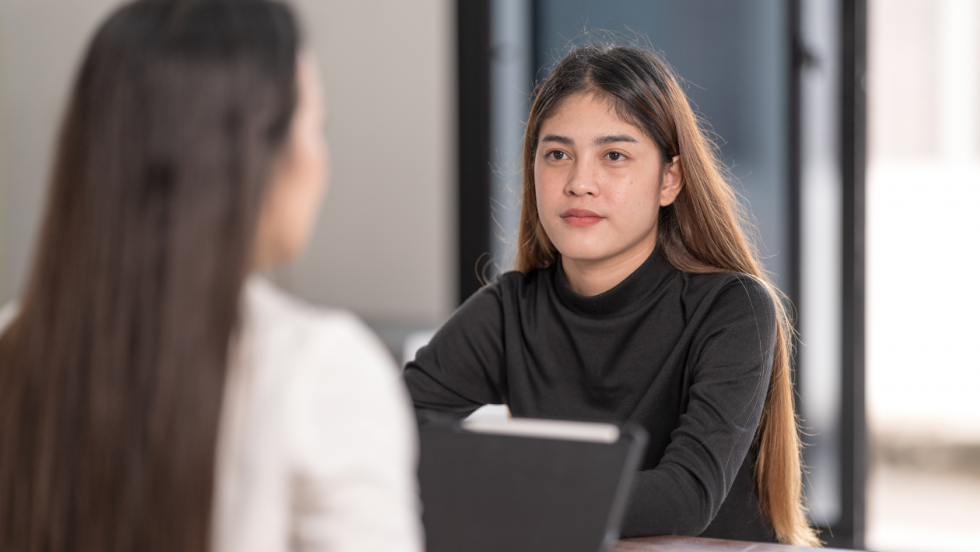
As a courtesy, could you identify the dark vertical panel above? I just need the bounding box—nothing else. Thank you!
[788,0,803,323]
[531,0,546,83]
[457,0,492,304]
[787,4,804,465]
[834,0,868,548]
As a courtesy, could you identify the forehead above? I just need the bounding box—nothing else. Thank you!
[539,92,643,138]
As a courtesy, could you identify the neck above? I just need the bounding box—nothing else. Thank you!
[561,234,657,297]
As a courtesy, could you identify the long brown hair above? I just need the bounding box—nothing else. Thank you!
[0,1,299,550]
[517,44,819,546]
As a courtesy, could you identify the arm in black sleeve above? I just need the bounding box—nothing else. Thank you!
[402,282,508,422]
[621,276,777,537]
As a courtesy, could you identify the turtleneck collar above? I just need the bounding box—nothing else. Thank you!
[553,247,676,317]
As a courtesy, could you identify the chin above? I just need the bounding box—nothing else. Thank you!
[552,242,617,264]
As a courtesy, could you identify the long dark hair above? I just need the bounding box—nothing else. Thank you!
[517,44,819,546]
[0,1,299,550]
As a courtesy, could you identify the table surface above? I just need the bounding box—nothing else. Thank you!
[613,536,850,552]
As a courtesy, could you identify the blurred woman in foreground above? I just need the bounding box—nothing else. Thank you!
[0,1,422,551]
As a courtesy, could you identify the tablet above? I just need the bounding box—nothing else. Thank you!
[418,416,648,552]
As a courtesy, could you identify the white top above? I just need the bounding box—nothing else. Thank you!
[211,276,424,552]
[0,278,422,551]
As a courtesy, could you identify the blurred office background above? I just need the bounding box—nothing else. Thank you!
[0,0,977,550]
[865,1,980,550]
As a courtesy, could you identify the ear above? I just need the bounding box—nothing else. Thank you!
[659,155,683,206]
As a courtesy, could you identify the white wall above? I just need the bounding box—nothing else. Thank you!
[283,0,455,323]
[0,0,122,303]
[0,0,456,324]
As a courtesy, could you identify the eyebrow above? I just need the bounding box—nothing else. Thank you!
[594,134,638,145]
[540,134,573,145]
[539,134,639,146]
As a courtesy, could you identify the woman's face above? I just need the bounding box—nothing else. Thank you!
[254,53,329,268]
[534,92,682,271]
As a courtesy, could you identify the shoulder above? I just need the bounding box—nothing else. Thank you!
[684,271,778,330]
[714,273,775,310]
[446,267,555,325]
[496,266,554,290]
[242,276,400,397]
[238,280,421,550]
[241,275,412,449]
[685,270,773,306]
[448,269,528,313]
[478,266,555,303]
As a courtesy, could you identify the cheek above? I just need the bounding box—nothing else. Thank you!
[533,167,562,211]
[296,131,328,197]
[322,140,331,184]
[534,184,561,233]
[277,130,327,238]
[612,177,661,230]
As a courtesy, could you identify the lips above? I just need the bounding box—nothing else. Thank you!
[560,208,603,227]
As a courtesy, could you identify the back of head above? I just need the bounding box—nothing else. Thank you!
[0,1,299,550]
[517,43,820,546]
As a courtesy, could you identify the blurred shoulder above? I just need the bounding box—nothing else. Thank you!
[241,276,398,388]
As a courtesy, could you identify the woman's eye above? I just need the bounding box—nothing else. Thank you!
[548,151,567,161]
[607,151,624,161]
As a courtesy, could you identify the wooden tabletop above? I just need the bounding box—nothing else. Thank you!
[613,535,849,552]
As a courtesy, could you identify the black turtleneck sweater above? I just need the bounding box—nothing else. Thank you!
[403,249,778,542]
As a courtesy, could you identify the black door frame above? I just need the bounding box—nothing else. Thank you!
[456,0,493,304]
[836,0,868,547]
[789,0,867,547]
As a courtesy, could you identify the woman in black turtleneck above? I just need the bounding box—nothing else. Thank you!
[403,45,819,547]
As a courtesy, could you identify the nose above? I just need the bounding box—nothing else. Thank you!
[564,159,599,197]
